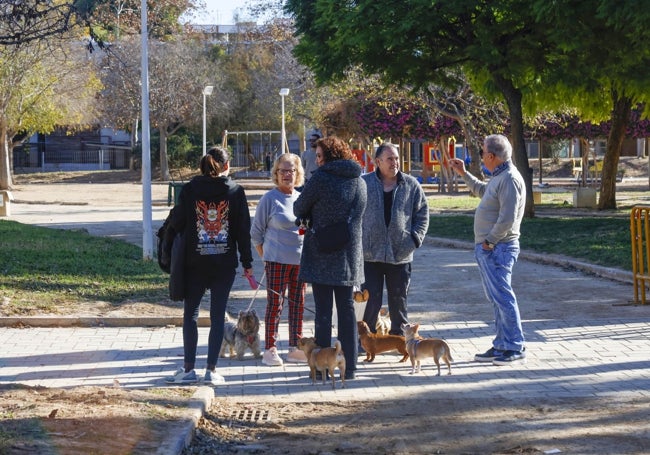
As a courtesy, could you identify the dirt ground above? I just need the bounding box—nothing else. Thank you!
[0,384,197,454]
[3,162,650,455]
[2,388,649,455]
[185,397,650,455]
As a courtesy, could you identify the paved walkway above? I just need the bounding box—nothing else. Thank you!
[2,318,649,402]
[2,180,650,404]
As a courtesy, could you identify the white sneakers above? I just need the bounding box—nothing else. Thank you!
[286,346,308,363]
[204,370,226,385]
[262,347,283,366]
[165,368,226,385]
[165,368,199,384]
[262,346,308,365]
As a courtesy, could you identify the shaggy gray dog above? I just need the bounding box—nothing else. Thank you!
[219,310,262,360]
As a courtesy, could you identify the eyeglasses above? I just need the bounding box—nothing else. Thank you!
[278,169,296,175]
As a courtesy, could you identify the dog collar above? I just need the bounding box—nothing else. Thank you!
[406,338,420,357]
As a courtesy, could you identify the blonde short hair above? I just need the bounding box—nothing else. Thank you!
[271,153,305,187]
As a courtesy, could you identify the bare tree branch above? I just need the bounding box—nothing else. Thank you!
[0,1,76,46]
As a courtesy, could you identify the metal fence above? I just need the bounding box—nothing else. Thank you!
[13,143,134,172]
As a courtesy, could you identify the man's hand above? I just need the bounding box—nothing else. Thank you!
[449,158,466,176]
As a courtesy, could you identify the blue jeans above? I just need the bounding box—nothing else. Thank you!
[362,261,411,335]
[183,267,236,369]
[311,283,358,374]
[474,241,525,352]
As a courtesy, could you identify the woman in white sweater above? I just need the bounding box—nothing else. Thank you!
[251,153,308,366]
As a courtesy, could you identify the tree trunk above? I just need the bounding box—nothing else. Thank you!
[159,126,170,181]
[598,91,632,210]
[493,75,535,217]
[0,119,13,190]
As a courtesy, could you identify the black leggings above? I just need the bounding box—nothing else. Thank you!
[311,283,358,374]
[183,268,236,369]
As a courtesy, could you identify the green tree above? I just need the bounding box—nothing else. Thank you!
[0,39,100,190]
[530,1,650,209]
[286,0,551,217]
[0,1,99,190]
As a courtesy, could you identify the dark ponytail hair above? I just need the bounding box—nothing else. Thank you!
[201,146,229,177]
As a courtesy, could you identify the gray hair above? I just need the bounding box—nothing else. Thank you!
[484,134,512,161]
[374,142,398,159]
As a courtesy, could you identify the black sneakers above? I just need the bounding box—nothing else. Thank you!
[474,347,503,362]
[475,347,527,365]
[492,349,526,366]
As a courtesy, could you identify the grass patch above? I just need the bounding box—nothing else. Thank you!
[0,201,636,315]
[0,220,168,314]
[428,215,632,271]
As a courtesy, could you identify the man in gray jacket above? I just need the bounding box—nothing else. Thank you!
[449,134,526,365]
[361,142,430,336]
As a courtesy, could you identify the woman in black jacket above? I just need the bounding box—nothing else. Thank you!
[294,136,367,379]
[166,146,254,385]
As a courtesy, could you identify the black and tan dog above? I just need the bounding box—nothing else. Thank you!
[401,322,453,376]
[219,310,262,360]
[357,320,409,363]
[297,337,346,389]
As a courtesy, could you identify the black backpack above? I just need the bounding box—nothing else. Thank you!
[156,211,174,273]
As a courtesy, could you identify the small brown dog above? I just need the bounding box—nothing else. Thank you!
[297,337,346,389]
[401,322,453,376]
[357,320,409,363]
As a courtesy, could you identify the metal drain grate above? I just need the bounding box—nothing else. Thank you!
[229,408,272,423]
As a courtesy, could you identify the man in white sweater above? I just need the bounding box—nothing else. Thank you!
[450,134,527,366]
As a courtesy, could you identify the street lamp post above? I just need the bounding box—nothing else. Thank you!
[202,85,214,156]
[279,88,289,153]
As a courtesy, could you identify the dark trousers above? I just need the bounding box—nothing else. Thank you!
[183,268,236,369]
[311,283,358,374]
[362,261,411,335]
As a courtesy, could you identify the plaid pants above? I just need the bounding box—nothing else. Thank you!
[264,261,306,349]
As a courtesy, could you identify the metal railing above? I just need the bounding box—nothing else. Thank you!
[630,205,650,304]
[13,143,133,171]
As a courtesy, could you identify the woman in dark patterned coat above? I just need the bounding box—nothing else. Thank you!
[294,136,367,379]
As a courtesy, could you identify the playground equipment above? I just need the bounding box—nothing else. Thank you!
[221,130,283,172]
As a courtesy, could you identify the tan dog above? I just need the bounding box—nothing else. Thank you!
[375,308,391,335]
[401,322,453,376]
[297,337,346,389]
[357,320,409,363]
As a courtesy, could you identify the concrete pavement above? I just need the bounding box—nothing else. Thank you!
[2,316,649,402]
[2,179,650,452]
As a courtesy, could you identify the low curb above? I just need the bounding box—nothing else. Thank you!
[0,316,211,328]
[158,386,214,455]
